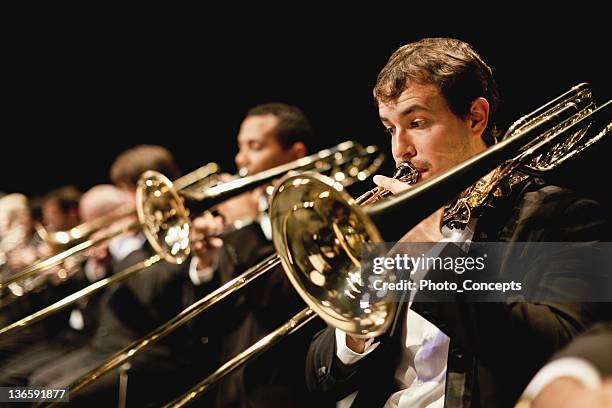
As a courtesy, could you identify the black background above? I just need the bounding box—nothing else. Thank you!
[3,16,610,205]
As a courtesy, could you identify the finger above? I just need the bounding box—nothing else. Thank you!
[373,175,412,195]
[210,216,225,235]
[218,173,234,182]
[208,237,224,249]
[192,214,215,235]
[193,241,204,252]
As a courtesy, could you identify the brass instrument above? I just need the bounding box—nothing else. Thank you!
[135,141,383,264]
[0,163,221,289]
[1,208,134,300]
[163,84,610,407]
[43,84,609,408]
[443,83,597,228]
[38,205,135,252]
[355,161,418,205]
[269,87,609,337]
[0,142,383,338]
[38,142,388,406]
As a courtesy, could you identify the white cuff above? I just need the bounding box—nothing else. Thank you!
[335,328,380,365]
[189,256,217,285]
[84,258,107,282]
[522,357,602,400]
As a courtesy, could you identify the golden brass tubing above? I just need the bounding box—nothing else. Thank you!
[0,222,138,289]
[0,255,161,337]
[163,308,316,408]
[41,254,281,407]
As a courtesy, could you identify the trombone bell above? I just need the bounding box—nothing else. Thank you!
[137,171,191,264]
[269,172,396,338]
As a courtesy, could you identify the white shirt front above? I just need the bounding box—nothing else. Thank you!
[336,219,477,408]
[108,233,146,262]
[69,233,146,331]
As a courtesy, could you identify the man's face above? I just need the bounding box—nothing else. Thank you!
[378,82,485,183]
[42,201,70,232]
[235,114,295,175]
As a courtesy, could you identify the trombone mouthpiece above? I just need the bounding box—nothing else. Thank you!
[393,162,419,184]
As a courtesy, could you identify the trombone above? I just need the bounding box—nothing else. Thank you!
[0,163,221,290]
[168,84,610,406]
[33,142,387,406]
[0,141,383,337]
[136,141,382,265]
[45,84,609,408]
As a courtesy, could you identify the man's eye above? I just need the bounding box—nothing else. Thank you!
[410,119,426,128]
[385,127,394,136]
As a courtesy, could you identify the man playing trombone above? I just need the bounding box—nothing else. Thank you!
[305,38,609,408]
[190,103,332,408]
[27,146,195,406]
[0,184,126,387]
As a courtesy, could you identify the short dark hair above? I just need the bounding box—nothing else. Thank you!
[246,103,314,150]
[374,38,500,146]
[110,145,181,189]
[43,185,81,213]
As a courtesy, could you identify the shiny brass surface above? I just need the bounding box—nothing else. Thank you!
[137,141,384,265]
[0,255,161,337]
[443,83,606,228]
[2,142,382,336]
[43,205,136,252]
[0,163,220,289]
[41,142,385,405]
[270,172,396,338]
[268,85,610,347]
[163,308,317,408]
[42,254,281,408]
[0,224,135,289]
[355,161,418,205]
[161,163,416,407]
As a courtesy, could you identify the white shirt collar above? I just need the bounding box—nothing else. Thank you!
[108,233,146,262]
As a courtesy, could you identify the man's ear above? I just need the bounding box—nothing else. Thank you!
[469,97,490,140]
[290,141,307,159]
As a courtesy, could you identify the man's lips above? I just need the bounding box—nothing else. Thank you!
[415,168,428,182]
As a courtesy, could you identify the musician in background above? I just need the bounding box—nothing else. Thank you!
[305,37,608,408]
[0,193,58,364]
[28,145,191,406]
[190,103,332,407]
[0,193,42,277]
[41,185,81,233]
[0,184,126,386]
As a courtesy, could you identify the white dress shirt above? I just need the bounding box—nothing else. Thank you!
[336,219,477,408]
[70,233,147,331]
[108,233,146,262]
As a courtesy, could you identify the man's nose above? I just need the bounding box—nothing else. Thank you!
[235,150,247,169]
[392,133,416,163]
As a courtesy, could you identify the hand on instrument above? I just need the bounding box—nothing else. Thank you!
[191,212,225,270]
[6,246,38,271]
[372,174,412,195]
[217,191,260,227]
[372,174,445,243]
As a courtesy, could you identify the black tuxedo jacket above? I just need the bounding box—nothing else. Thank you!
[207,222,331,408]
[91,243,187,351]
